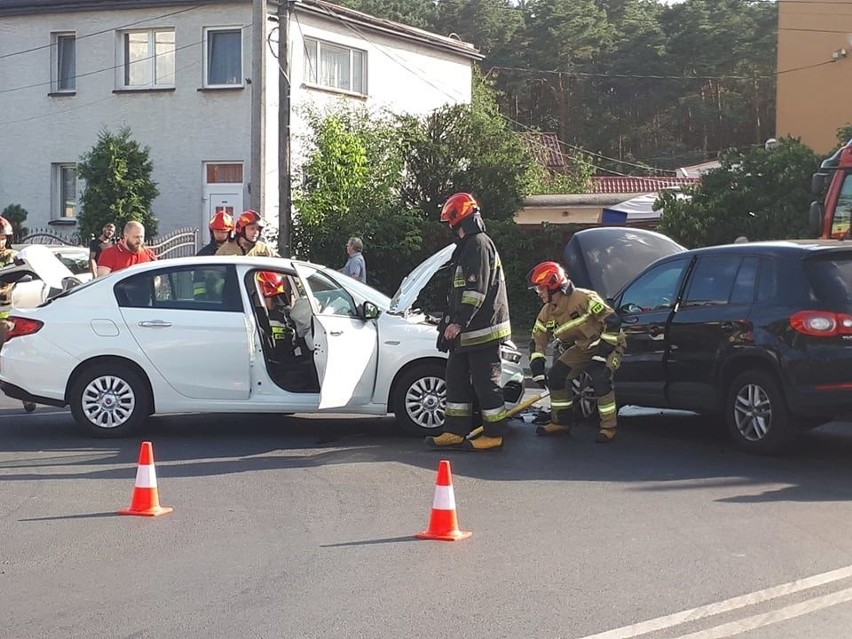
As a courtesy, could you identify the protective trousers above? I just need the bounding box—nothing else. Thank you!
[551,344,620,431]
[443,342,508,438]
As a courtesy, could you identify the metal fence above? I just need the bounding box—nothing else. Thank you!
[148,227,198,259]
[20,226,199,258]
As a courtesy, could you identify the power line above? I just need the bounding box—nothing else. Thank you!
[0,6,200,61]
[0,53,208,127]
[302,3,637,175]
[0,23,252,96]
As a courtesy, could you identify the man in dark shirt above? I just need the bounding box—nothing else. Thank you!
[88,222,116,276]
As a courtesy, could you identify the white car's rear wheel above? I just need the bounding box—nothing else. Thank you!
[70,364,151,438]
[392,363,447,436]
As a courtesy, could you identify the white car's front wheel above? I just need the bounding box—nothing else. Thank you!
[392,363,447,436]
[70,363,151,438]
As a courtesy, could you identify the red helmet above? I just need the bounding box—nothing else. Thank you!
[0,216,13,237]
[257,271,285,298]
[440,193,479,227]
[235,209,266,235]
[209,210,235,232]
[528,261,568,292]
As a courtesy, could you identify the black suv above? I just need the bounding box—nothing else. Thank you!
[606,239,852,453]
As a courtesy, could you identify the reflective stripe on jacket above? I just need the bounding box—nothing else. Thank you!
[446,231,511,350]
[530,287,624,357]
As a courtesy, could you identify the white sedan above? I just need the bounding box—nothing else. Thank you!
[0,247,525,437]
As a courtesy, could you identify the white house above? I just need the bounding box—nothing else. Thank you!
[0,0,481,244]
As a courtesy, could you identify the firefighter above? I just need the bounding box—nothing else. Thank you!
[0,216,36,413]
[527,261,626,443]
[216,210,277,257]
[197,210,235,256]
[257,271,296,360]
[425,193,512,452]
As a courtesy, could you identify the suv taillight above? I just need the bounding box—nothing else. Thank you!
[5,316,43,341]
[790,311,852,337]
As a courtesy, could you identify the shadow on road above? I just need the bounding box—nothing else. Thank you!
[3,408,852,504]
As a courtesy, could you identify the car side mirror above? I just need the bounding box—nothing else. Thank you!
[811,172,828,195]
[362,301,381,320]
[809,201,825,236]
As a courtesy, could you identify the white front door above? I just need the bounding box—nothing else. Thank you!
[204,189,242,241]
[203,162,244,243]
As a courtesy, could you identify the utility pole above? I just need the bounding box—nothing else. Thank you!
[250,0,267,215]
[277,0,292,257]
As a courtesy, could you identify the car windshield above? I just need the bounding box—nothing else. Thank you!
[806,257,852,308]
[54,250,90,275]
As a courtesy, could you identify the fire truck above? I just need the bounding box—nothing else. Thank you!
[811,140,852,239]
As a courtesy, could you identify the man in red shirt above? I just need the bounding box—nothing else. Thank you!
[97,221,157,276]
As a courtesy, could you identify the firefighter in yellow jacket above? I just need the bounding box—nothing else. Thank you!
[527,261,626,443]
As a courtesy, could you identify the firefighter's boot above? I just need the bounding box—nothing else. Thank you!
[425,432,465,449]
[595,428,616,443]
[535,422,572,436]
[460,435,504,451]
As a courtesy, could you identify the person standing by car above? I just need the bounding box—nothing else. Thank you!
[0,216,36,412]
[340,237,366,283]
[96,221,157,277]
[216,210,278,257]
[426,192,512,452]
[197,211,235,256]
[88,222,116,276]
[527,261,626,443]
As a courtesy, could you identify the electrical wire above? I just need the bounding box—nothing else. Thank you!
[0,23,252,96]
[0,5,201,61]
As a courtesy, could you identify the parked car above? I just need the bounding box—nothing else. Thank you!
[593,238,852,453]
[0,247,524,437]
[0,245,88,310]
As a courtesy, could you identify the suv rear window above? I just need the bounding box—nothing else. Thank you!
[806,258,852,307]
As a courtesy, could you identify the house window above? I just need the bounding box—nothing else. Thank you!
[53,164,77,220]
[305,38,366,94]
[205,28,242,86]
[51,32,76,92]
[206,163,243,183]
[121,29,175,88]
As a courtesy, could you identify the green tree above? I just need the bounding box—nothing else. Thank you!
[1,204,29,243]
[292,107,422,292]
[76,128,159,242]
[334,0,437,29]
[398,75,535,221]
[657,137,821,247]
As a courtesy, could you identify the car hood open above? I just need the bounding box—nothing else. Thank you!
[0,245,77,292]
[389,243,456,314]
[563,228,687,300]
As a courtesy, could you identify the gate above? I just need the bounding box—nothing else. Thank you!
[148,227,198,259]
[19,228,82,246]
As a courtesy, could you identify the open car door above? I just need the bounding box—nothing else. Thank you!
[293,264,379,410]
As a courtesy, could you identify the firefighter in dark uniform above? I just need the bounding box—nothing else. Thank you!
[426,193,512,452]
[528,261,626,443]
[257,271,296,361]
[197,210,235,256]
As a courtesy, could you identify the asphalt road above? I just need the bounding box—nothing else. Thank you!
[4,396,852,639]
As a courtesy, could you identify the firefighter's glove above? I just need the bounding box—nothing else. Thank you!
[530,356,548,389]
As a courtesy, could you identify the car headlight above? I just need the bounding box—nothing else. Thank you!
[500,345,522,364]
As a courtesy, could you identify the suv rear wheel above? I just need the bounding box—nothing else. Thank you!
[725,369,792,454]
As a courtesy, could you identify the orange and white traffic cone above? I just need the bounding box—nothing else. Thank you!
[416,459,471,541]
[118,441,173,517]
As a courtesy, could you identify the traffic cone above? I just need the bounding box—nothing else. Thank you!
[416,459,471,541]
[118,441,173,517]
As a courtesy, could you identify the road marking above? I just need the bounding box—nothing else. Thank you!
[574,565,852,639]
[672,587,852,639]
